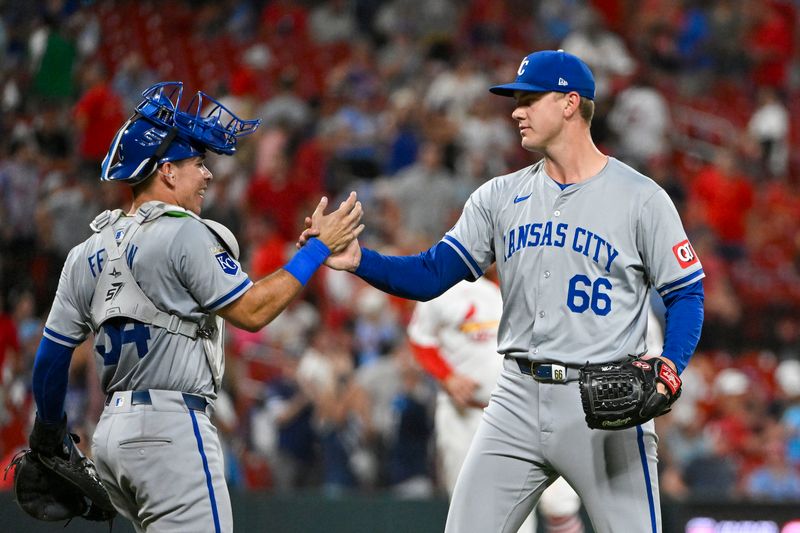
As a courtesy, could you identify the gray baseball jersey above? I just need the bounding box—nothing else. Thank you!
[445,157,703,364]
[42,201,251,532]
[44,206,251,396]
[441,157,703,533]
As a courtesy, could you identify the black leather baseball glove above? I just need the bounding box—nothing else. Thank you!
[579,356,682,430]
[4,416,116,523]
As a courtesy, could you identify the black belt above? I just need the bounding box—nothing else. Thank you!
[105,390,208,412]
[508,356,582,383]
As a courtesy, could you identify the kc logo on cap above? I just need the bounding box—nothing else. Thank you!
[490,50,596,100]
[517,57,529,75]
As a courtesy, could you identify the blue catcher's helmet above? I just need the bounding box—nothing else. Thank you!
[100,82,261,185]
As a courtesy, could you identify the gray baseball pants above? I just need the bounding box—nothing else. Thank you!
[92,389,231,533]
[445,357,661,533]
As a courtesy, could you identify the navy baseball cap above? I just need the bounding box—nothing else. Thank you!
[490,50,595,100]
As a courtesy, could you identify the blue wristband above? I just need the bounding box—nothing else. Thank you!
[284,238,331,285]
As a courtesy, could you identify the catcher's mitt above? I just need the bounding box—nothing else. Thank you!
[4,435,116,523]
[579,356,682,430]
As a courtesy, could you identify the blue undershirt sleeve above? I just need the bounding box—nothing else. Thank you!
[32,337,74,423]
[354,241,474,301]
[661,280,704,374]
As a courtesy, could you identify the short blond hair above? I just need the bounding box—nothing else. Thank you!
[553,92,595,125]
[578,97,594,125]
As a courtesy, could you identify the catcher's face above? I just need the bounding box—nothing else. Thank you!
[171,156,213,215]
[512,91,568,152]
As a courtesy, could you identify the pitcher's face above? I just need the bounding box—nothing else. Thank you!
[512,91,569,152]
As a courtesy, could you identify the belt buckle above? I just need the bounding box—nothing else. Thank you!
[534,363,567,383]
[166,315,182,334]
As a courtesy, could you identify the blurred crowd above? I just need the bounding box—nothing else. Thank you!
[1,0,800,504]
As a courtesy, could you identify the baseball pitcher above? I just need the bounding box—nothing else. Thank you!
[300,50,704,533]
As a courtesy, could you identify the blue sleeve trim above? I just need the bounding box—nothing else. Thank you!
[42,327,83,348]
[661,280,704,374]
[32,337,74,423]
[657,269,705,296]
[354,241,472,301]
[208,278,253,310]
[442,235,483,279]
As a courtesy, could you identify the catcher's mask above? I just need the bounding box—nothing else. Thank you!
[100,81,261,185]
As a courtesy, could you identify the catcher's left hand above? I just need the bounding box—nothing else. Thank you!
[579,356,682,430]
[5,418,116,523]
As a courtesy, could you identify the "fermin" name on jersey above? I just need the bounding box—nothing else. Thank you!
[87,244,138,278]
[502,222,619,273]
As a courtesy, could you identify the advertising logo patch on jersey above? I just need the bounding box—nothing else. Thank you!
[215,251,239,276]
[672,240,698,269]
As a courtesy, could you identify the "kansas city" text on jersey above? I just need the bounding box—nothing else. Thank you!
[502,221,619,273]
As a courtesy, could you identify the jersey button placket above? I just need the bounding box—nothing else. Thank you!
[541,189,558,435]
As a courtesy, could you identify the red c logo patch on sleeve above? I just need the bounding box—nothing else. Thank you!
[672,240,698,269]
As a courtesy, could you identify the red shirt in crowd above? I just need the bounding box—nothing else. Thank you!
[689,164,754,245]
[246,172,313,242]
[73,83,125,162]
[0,312,18,377]
[747,3,794,88]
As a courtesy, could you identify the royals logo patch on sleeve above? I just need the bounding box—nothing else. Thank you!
[215,251,240,275]
[672,239,698,269]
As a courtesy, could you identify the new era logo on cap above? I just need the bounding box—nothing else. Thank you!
[490,50,595,100]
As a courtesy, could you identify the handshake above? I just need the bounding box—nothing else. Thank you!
[296,191,365,272]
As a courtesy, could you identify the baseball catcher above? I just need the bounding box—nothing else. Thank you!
[5,416,116,523]
[21,76,360,531]
[579,356,682,430]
